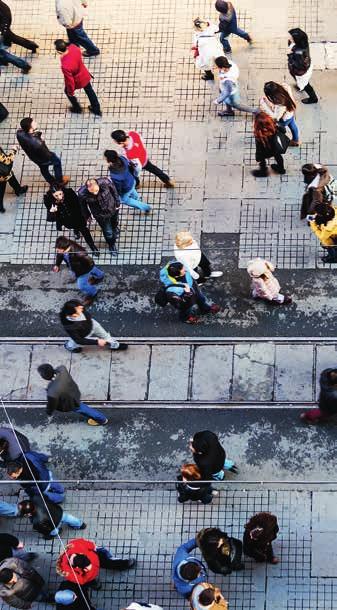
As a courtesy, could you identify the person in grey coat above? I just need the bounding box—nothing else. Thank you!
[0,557,51,608]
[0,428,30,466]
[37,363,108,426]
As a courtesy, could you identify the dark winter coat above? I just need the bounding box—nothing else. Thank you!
[44,188,86,231]
[300,167,335,219]
[55,245,95,278]
[0,533,20,563]
[78,177,120,222]
[176,476,213,503]
[196,528,242,576]
[60,309,98,346]
[243,512,279,561]
[108,156,135,196]
[288,44,311,77]
[16,451,50,496]
[56,581,96,610]
[255,125,287,162]
[0,428,30,465]
[192,431,226,479]
[318,369,337,415]
[29,494,63,537]
[46,365,81,415]
[16,130,54,165]
[0,1,12,37]
[217,2,237,35]
[0,557,45,609]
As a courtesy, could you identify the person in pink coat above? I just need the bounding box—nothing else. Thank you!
[54,39,101,116]
[247,258,292,305]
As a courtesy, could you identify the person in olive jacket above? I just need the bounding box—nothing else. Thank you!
[196,527,244,576]
[301,368,337,423]
[78,177,120,255]
[243,512,279,563]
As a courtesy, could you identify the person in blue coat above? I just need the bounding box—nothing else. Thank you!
[7,451,65,503]
[104,150,151,213]
[215,0,252,53]
[172,538,208,598]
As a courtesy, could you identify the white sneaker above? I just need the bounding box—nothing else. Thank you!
[209,271,223,278]
[212,490,219,496]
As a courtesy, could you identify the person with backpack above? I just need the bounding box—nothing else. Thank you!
[0,144,28,213]
[157,262,221,324]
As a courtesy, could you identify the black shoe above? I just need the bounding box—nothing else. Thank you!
[321,255,335,264]
[77,522,87,530]
[64,342,82,353]
[252,168,269,177]
[218,110,235,117]
[74,231,81,239]
[115,343,128,351]
[88,106,102,116]
[88,580,101,591]
[201,70,214,81]
[0,207,5,213]
[16,185,28,195]
[45,593,56,604]
[69,106,83,114]
[127,558,136,568]
[91,249,100,257]
[21,65,31,74]
[302,98,318,104]
[83,51,100,57]
[271,163,286,175]
[31,45,39,54]
[25,552,38,561]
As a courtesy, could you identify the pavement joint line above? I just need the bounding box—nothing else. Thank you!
[1,337,337,344]
[0,401,318,408]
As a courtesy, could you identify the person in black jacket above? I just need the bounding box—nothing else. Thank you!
[18,496,86,540]
[0,1,38,52]
[16,117,70,185]
[60,299,128,353]
[301,368,337,423]
[215,1,252,53]
[190,431,238,480]
[0,427,30,466]
[287,28,318,104]
[0,145,27,213]
[176,463,216,504]
[78,177,120,255]
[196,527,244,575]
[252,112,287,177]
[0,534,37,563]
[55,582,96,610]
[37,363,108,426]
[53,236,104,305]
[7,452,65,504]
[44,186,98,253]
[243,512,279,564]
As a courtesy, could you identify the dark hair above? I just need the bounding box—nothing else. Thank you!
[0,438,9,454]
[54,39,69,53]
[72,554,91,570]
[254,112,277,144]
[180,562,201,581]
[264,82,296,112]
[37,363,55,381]
[20,117,33,132]
[104,149,124,170]
[314,203,335,226]
[215,56,231,69]
[215,0,228,14]
[7,462,22,476]
[167,262,184,277]
[302,163,319,184]
[328,370,337,384]
[288,28,309,49]
[18,500,35,516]
[86,178,98,188]
[55,236,86,253]
[0,569,14,584]
[199,588,215,606]
[111,129,127,143]
[60,299,83,318]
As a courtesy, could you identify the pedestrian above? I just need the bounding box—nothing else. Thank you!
[56,538,135,589]
[0,557,52,608]
[121,604,163,610]
[0,534,37,564]
[197,527,244,575]
[247,258,292,305]
[54,39,101,116]
[252,112,289,177]
[17,117,69,186]
[243,512,279,564]
[176,464,216,504]
[192,18,223,81]
[60,299,128,353]
[18,496,86,540]
[44,185,98,253]
[174,231,223,284]
[7,452,65,504]
[190,583,228,610]
[55,582,95,610]
[190,430,238,480]
[111,129,175,188]
[214,56,255,117]
[308,204,337,263]
[0,102,8,122]
[259,81,300,146]
[78,177,120,255]
[172,536,208,598]
[0,145,28,213]
[0,0,38,53]
[0,501,19,518]
[287,28,318,104]
[55,0,100,57]
[215,0,252,54]
[300,164,337,219]
[104,150,151,213]
[158,261,221,324]
[53,236,104,305]
[37,362,108,426]
[0,427,30,466]
[301,368,337,424]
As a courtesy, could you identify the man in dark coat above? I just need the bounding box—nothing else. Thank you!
[0,557,49,608]
[243,512,279,563]
[7,452,65,504]
[196,528,244,576]
[37,363,108,426]
[78,177,120,255]
[190,431,238,479]
[0,534,36,564]
[0,428,30,466]
[301,368,337,423]
[18,496,86,540]
[0,1,38,52]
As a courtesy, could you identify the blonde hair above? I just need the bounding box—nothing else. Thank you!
[175,231,193,249]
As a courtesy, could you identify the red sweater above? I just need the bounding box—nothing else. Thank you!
[60,44,91,96]
[124,130,148,167]
[56,538,100,586]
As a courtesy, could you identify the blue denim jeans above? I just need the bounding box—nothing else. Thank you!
[67,21,100,55]
[279,116,299,142]
[77,266,104,297]
[97,214,119,247]
[0,501,18,517]
[220,27,250,53]
[43,471,65,504]
[74,401,107,424]
[221,90,256,114]
[212,459,235,480]
[50,511,84,536]
[0,45,29,70]
[121,186,151,212]
[38,153,63,184]
[179,288,211,322]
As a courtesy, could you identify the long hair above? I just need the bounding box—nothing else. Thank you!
[264,82,296,112]
[254,112,277,144]
[314,203,335,226]
[181,463,202,480]
[288,28,309,49]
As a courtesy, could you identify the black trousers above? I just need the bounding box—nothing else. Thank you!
[4,29,38,51]
[260,154,284,171]
[0,102,9,122]
[65,83,101,114]
[195,252,212,280]
[143,159,170,183]
[73,225,97,251]
[0,174,21,210]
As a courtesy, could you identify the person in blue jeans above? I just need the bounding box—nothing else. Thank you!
[172,537,208,598]
[214,56,256,117]
[259,81,300,146]
[0,38,31,73]
[18,496,86,539]
[0,501,19,518]
[56,0,100,57]
[7,453,65,504]
[215,0,252,53]
[104,149,151,214]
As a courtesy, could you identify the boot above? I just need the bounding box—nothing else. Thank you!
[271,163,286,175]
[252,165,269,177]
[302,83,318,104]
[202,70,214,81]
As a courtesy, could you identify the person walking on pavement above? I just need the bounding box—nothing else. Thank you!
[0,1,39,53]
[104,150,151,214]
[176,463,216,505]
[287,28,318,104]
[308,203,337,263]
[0,145,28,213]
[60,300,128,354]
[0,534,37,564]
[300,164,337,219]
[192,18,223,81]
[190,583,228,610]
[17,118,70,186]
[38,362,108,426]
[190,430,238,480]
[247,258,292,305]
[259,81,300,146]
[111,129,175,188]
[54,39,101,116]
[215,0,252,54]
[243,512,279,564]
[214,56,255,116]
[55,0,100,57]
[252,112,289,177]
[55,582,95,610]
[44,185,98,253]
[174,231,222,284]
[0,557,53,608]
[7,452,65,504]
[172,536,208,599]
[53,236,104,305]
[18,496,86,540]
[197,527,244,575]
[301,368,337,424]
[0,427,30,466]
[78,177,120,255]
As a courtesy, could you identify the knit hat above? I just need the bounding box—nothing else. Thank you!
[215,0,228,13]
[55,590,77,605]
[175,231,194,249]
[247,258,274,278]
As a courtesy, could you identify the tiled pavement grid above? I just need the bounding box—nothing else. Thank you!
[1,0,337,267]
[1,485,337,610]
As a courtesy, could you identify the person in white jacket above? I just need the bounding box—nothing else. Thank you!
[192,18,223,81]
[174,231,223,283]
[55,0,100,57]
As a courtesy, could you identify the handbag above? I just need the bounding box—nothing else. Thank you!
[0,155,12,178]
[272,128,290,155]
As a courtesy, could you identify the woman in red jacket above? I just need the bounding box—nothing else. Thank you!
[54,39,101,116]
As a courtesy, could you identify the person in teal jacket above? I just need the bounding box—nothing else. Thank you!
[172,538,208,598]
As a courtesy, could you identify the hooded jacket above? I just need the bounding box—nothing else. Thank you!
[78,177,120,222]
[196,528,242,576]
[60,309,99,346]
[44,187,86,230]
[172,538,207,598]
[16,129,54,165]
[243,512,279,561]
[108,155,135,196]
[0,428,30,464]
[192,431,225,479]
[29,494,63,537]
[0,557,45,609]
[56,538,100,586]
[318,368,337,414]
[45,365,81,414]
[159,263,194,297]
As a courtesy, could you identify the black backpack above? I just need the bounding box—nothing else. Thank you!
[154,283,186,307]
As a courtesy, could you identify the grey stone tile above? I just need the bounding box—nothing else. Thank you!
[0,344,31,400]
[109,345,150,400]
[191,345,233,401]
[274,345,314,401]
[203,199,241,233]
[70,349,111,400]
[312,491,337,532]
[27,345,72,400]
[148,345,190,400]
[312,532,337,576]
[232,343,275,401]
